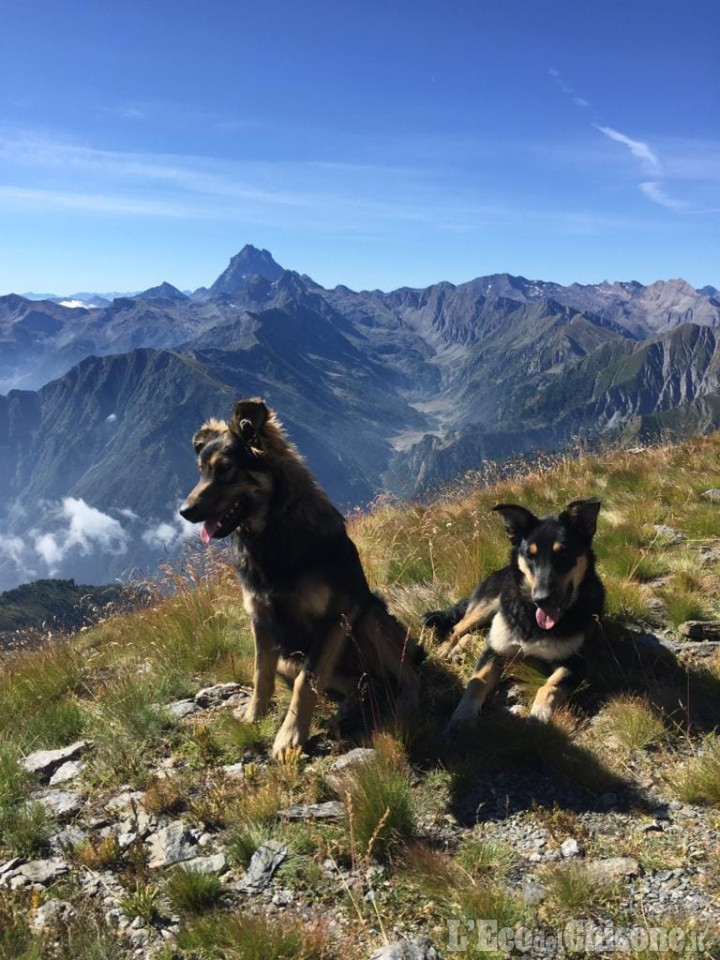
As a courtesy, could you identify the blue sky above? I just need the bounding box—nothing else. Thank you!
[0,0,718,293]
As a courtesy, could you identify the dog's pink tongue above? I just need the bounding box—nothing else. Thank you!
[536,607,560,630]
[200,519,220,545]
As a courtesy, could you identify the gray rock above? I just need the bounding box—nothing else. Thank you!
[31,899,75,933]
[105,790,145,814]
[0,857,23,876]
[50,825,88,852]
[678,620,720,641]
[181,853,227,874]
[276,801,346,821]
[17,857,69,885]
[238,841,287,894]
[194,682,243,708]
[326,748,376,790]
[20,740,93,780]
[35,789,84,819]
[146,821,199,869]
[164,699,198,719]
[653,524,686,541]
[561,838,581,858]
[49,760,86,785]
[221,762,245,779]
[585,857,641,882]
[370,938,440,960]
[523,881,547,905]
[702,489,720,502]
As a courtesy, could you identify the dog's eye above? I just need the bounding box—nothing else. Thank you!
[215,461,234,476]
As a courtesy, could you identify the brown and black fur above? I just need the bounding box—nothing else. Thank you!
[422,499,604,730]
[180,398,422,758]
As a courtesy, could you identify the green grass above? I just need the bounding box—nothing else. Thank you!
[540,861,623,916]
[670,734,720,805]
[345,733,415,860]
[593,696,668,752]
[176,911,346,959]
[0,744,52,857]
[119,880,160,924]
[166,866,224,915]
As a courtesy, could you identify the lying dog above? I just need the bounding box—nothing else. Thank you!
[180,398,421,758]
[423,498,604,729]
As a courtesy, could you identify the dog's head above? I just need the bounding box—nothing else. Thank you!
[179,399,275,541]
[493,498,601,630]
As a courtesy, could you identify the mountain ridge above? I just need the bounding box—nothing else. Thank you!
[2,244,720,589]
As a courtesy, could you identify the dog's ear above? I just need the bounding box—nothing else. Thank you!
[560,498,601,540]
[192,421,225,454]
[493,504,539,542]
[229,398,269,443]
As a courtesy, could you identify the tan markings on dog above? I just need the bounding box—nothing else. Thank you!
[530,664,572,721]
[517,554,536,590]
[529,542,538,555]
[438,596,500,658]
[553,541,563,552]
[272,622,347,759]
[449,655,504,729]
[243,614,280,723]
[559,552,589,602]
[296,582,332,618]
[276,656,302,688]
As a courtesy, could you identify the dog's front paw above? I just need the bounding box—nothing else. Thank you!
[272,721,307,760]
[529,701,553,722]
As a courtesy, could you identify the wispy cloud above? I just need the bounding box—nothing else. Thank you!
[549,68,591,109]
[594,125,661,174]
[639,181,688,212]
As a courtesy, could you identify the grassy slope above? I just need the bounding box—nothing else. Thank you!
[2,436,720,957]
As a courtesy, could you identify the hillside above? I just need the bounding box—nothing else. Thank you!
[0,578,123,636]
[2,246,720,590]
[1,436,720,957]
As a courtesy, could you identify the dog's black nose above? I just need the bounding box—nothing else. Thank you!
[532,591,553,607]
[179,501,200,522]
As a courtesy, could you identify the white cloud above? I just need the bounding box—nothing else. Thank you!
[106,413,118,422]
[595,125,661,174]
[142,521,181,549]
[31,497,128,573]
[549,68,591,109]
[639,181,688,212]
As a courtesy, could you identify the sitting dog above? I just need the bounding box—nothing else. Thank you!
[180,398,421,758]
[423,498,604,729]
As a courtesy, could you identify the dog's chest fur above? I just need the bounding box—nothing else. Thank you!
[486,611,585,662]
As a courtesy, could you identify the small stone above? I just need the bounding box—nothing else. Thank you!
[31,899,75,933]
[701,489,720,502]
[164,699,198,719]
[561,838,581,858]
[585,857,641,882]
[105,791,145,814]
[653,524,686,541]
[276,801,346,821]
[34,790,84,820]
[0,857,23,876]
[678,621,720,641]
[370,938,440,960]
[20,741,93,781]
[325,748,376,791]
[18,857,69,885]
[10,875,29,890]
[50,825,88,852]
[221,762,245,779]
[237,841,287,894]
[49,760,86,786]
[146,822,199,869]
[181,853,227,874]
[194,682,243,708]
[523,881,547,905]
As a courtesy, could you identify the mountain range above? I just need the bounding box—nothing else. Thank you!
[1,244,719,590]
